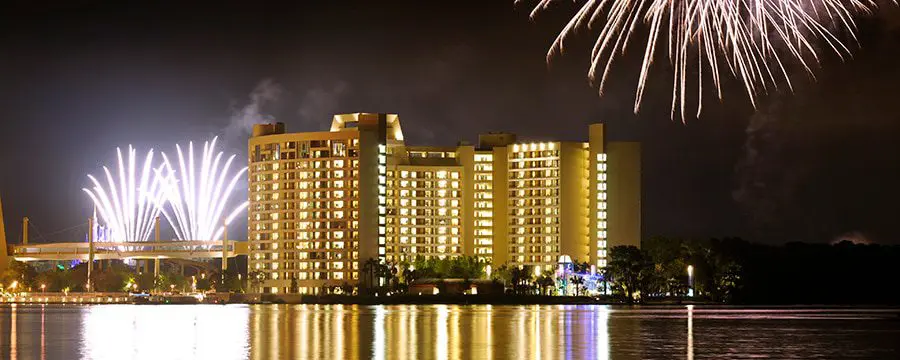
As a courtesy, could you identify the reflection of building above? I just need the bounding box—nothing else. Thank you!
[249,113,640,294]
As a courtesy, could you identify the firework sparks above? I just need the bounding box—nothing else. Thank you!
[158,137,249,241]
[520,0,894,119]
[83,146,167,242]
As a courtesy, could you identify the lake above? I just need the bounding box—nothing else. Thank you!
[1,304,897,359]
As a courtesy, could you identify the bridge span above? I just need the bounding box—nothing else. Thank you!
[12,240,249,262]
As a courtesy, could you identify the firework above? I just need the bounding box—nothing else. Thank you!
[83,146,167,242]
[158,137,248,241]
[520,0,893,119]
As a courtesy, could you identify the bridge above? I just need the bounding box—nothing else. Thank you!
[1,193,249,279]
[11,240,249,262]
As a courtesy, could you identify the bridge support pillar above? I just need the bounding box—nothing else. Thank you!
[222,217,228,273]
[154,258,160,278]
[87,216,94,292]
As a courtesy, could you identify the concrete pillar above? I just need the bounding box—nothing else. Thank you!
[87,216,94,292]
[222,217,228,272]
[22,217,29,245]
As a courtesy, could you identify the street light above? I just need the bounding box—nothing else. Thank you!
[41,284,46,293]
[687,265,694,297]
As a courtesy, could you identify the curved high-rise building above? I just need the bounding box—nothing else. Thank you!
[248,113,640,294]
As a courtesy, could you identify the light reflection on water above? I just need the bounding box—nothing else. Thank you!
[1,304,898,359]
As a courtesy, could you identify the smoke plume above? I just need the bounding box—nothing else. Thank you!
[226,78,283,137]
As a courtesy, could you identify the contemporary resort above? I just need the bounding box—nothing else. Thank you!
[248,113,641,294]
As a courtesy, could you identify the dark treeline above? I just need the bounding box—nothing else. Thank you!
[633,237,900,304]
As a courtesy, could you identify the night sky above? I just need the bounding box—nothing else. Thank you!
[2,1,899,245]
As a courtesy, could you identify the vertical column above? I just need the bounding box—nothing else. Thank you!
[457,145,475,257]
[559,142,590,264]
[357,114,387,289]
[607,142,642,249]
[87,216,93,292]
[491,146,509,266]
[222,216,228,272]
[22,217,29,245]
[588,124,607,267]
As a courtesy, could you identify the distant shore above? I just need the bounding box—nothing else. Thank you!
[1,292,716,305]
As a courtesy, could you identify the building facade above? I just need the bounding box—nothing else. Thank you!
[248,113,640,294]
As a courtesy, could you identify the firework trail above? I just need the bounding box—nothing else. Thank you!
[83,146,167,242]
[520,0,895,120]
[158,137,249,241]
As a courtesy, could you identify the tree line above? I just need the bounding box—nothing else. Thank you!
[609,237,900,304]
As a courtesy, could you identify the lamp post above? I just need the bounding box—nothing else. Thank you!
[41,284,46,293]
[687,265,694,297]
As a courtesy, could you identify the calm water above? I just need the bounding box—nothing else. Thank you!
[0,304,898,359]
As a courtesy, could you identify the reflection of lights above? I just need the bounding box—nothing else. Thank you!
[81,304,249,359]
[436,305,449,360]
[687,305,694,360]
[374,306,387,360]
[10,303,16,360]
[597,305,610,360]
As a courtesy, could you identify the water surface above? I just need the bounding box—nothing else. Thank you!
[1,304,897,359]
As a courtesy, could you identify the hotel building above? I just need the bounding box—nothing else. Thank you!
[248,113,640,294]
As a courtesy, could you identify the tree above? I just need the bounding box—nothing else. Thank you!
[570,275,585,296]
[248,270,265,293]
[36,269,75,292]
[361,258,380,293]
[0,261,38,291]
[196,277,212,291]
[339,282,354,295]
[411,256,486,280]
[218,269,245,293]
[507,266,535,295]
[536,271,556,295]
[607,246,656,302]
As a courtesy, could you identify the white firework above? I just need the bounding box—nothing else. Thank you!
[158,137,248,241]
[83,146,167,242]
[520,0,895,120]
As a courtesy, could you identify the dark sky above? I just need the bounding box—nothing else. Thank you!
[2,1,899,244]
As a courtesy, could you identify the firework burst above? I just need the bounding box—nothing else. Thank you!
[520,0,894,119]
[158,137,249,241]
[83,146,167,242]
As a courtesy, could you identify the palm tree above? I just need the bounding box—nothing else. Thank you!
[570,275,585,296]
[361,258,379,293]
[248,270,265,293]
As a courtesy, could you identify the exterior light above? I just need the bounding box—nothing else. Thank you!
[687,265,695,297]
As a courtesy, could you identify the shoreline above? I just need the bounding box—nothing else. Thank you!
[3,293,897,307]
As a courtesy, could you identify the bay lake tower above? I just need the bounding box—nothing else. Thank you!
[248,113,640,294]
